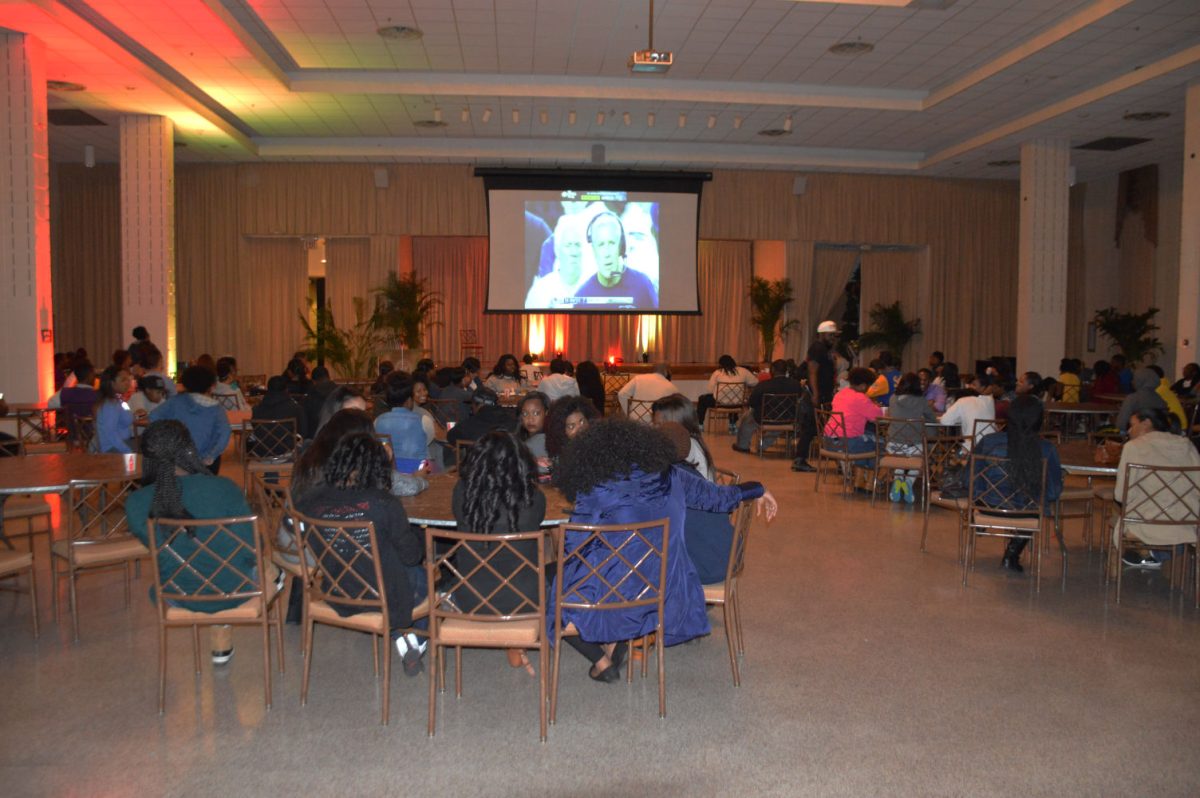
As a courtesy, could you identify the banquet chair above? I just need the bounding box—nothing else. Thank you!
[703,503,754,687]
[869,418,930,510]
[625,398,656,424]
[18,412,67,454]
[59,410,96,453]
[0,548,38,638]
[50,479,147,640]
[1109,464,1200,606]
[814,409,876,495]
[242,418,302,495]
[921,433,970,555]
[459,329,484,363]
[963,454,1057,592]
[292,508,430,726]
[423,527,549,740]
[971,418,1005,442]
[214,393,242,412]
[756,394,800,458]
[705,382,748,434]
[426,398,460,429]
[2,493,53,561]
[238,374,267,394]
[254,475,310,654]
[551,517,670,722]
[148,515,285,712]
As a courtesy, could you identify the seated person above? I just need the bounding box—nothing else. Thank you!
[293,432,427,674]
[484,354,527,395]
[1169,362,1199,398]
[549,419,776,682]
[697,355,757,426]
[128,374,168,416]
[734,359,802,453]
[1147,365,1188,429]
[657,421,733,585]
[138,345,177,398]
[865,351,902,406]
[435,367,474,425]
[651,393,716,480]
[516,391,551,478]
[94,366,137,454]
[299,366,336,440]
[544,395,600,461]
[212,360,249,412]
[1116,367,1168,433]
[59,361,99,422]
[971,396,1063,573]
[374,372,428,474]
[447,387,514,447]
[314,386,368,436]
[149,366,231,473]
[1057,358,1082,403]
[249,376,306,458]
[617,363,678,419]
[823,367,882,457]
[537,358,580,402]
[281,357,311,396]
[941,373,997,448]
[408,373,442,469]
[885,372,937,503]
[918,368,947,413]
[451,430,546,676]
[127,420,272,664]
[1113,407,1200,568]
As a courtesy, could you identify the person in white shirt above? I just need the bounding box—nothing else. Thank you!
[211,361,249,411]
[697,355,758,426]
[617,363,679,419]
[127,374,168,416]
[940,373,997,448]
[538,358,580,402]
[525,212,592,309]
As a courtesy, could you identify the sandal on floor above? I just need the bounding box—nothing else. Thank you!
[506,648,536,677]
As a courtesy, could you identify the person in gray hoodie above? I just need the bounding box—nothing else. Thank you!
[884,372,938,503]
[1116,366,1167,433]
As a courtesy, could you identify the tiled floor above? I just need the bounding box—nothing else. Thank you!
[2,438,1199,796]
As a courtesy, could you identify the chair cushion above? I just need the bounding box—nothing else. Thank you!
[879,455,923,469]
[308,599,385,633]
[1058,486,1095,501]
[164,585,278,622]
[247,461,294,473]
[437,618,541,647]
[819,448,876,461]
[702,582,726,603]
[928,491,966,510]
[51,537,149,566]
[3,495,51,520]
[0,550,34,574]
[973,512,1041,530]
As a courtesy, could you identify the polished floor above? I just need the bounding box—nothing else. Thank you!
[2,437,1199,797]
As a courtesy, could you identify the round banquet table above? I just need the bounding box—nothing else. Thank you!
[0,453,141,546]
[1045,402,1117,439]
[401,475,571,528]
[1057,439,1119,478]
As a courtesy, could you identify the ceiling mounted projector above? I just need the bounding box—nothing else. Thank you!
[629,1,671,74]
[629,49,673,73]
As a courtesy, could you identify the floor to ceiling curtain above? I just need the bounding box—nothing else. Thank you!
[325,237,373,329]
[809,247,859,340]
[659,240,756,363]
[237,237,309,376]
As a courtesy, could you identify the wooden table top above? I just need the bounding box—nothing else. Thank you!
[1058,439,1119,477]
[402,475,571,528]
[6,403,48,414]
[0,453,141,494]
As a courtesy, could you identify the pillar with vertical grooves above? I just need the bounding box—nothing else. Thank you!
[1017,139,1070,377]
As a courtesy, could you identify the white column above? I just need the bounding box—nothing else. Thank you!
[1177,82,1200,369]
[0,32,53,402]
[1016,139,1071,377]
[120,115,176,372]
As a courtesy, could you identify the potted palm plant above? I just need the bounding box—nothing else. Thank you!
[855,301,921,362]
[373,273,443,369]
[1093,306,1162,364]
[749,277,800,361]
[298,296,391,380]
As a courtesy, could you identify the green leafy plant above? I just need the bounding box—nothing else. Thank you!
[856,301,921,362]
[298,296,389,380]
[373,272,443,364]
[749,277,801,360]
[1093,306,1162,364]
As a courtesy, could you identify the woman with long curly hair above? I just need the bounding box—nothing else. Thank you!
[484,353,526,395]
[550,418,778,682]
[544,395,600,459]
[971,395,1063,573]
[452,430,546,675]
[292,432,428,675]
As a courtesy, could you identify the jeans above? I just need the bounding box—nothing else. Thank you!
[823,434,877,466]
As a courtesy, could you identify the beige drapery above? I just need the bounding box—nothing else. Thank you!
[325,237,372,327]
[237,238,309,375]
[660,240,757,363]
[859,249,927,372]
[809,247,859,343]
[785,240,816,361]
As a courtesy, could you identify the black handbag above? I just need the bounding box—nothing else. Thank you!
[939,463,970,499]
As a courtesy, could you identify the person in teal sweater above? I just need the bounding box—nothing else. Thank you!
[149,366,231,474]
[127,420,275,665]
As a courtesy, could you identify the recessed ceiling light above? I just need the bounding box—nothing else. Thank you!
[432,107,442,123]
[540,109,549,125]
[596,111,605,125]
[647,112,655,128]
[623,112,632,126]
[783,115,793,133]
[707,114,716,129]
[481,108,492,123]
[828,40,874,56]
[678,113,687,128]
[461,107,469,123]
[511,108,519,124]
[1123,110,1170,122]
[987,159,1019,167]
[414,119,448,129]
[758,128,791,138]
[733,115,743,130]
[47,80,86,92]
[567,110,576,126]
[377,25,422,40]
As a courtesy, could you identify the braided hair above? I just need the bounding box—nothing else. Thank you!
[141,420,210,520]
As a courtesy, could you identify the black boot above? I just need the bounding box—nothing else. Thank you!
[1001,539,1027,573]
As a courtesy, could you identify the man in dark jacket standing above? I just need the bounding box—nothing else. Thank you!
[793,320,839,471]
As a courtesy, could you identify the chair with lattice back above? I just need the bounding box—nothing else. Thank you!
[625,398,656,424]
[706,382,748,434]
[703,502,755,687]
[964,453,1056,591]
[814,409,876,494]
[756,393,800,458]
[50,479,147,640]
[0,549,38,638]
[242,418,302,494]
[1110,463,1200,606]
[921,432,970,555]
[869,418,930,509]
[214,393,242,412]
[551,517,670,722]
[459,329,484,362]
[253,475,311,654]
[424,526,549,740]
[18,411,67,454]
[291,508,429,726]
[148,514,285,712]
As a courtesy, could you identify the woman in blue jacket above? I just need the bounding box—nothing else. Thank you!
[95,366,137,453]
[549,418,777,682]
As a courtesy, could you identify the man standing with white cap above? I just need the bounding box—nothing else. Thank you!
[792,320,839,472]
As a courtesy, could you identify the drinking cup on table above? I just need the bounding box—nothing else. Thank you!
[123,453,138,474]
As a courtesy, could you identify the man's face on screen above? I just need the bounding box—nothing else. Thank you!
[554,217,584,285]
[590,217,624,287]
